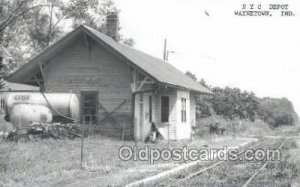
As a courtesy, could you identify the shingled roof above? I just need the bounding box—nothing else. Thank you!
[7,25,212,94]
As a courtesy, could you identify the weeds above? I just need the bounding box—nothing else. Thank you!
[0,134,252,186]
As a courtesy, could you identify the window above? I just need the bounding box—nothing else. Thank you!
[161,96,169,122]
[0,99,5,113]
[139,93,143,103]
[130,68,135,83]
[149,96,152,122]
[181,98,187,123]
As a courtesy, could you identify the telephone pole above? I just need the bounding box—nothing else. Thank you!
[163,38,167,61]
[163,38,175,61]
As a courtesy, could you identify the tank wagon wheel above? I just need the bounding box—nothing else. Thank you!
[17,133,30,142]
[67,133,76,140]
[6,130,30,142]
[6,131,17,141]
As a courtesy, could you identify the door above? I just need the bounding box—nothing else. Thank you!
[81,91,98,125]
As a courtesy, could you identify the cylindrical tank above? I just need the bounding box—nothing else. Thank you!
[6,92,80,125]
[10,104,53,128]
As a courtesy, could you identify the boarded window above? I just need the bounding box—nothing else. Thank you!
[161,96,169,122]
[181,98,187,123]
[149,96,152,122]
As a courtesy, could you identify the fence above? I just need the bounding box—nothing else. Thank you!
[81,114,131,141]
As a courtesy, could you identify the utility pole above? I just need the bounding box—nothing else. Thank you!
[163,38,175,61]
[163,38,167,61]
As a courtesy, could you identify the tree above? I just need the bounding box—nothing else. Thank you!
[123,38,135,47]
[186,71,197,81]
[210,87,259,120]
[185,71,213,117]
[0,0,134,71]
[0,44,17,88]
[258,97,298,127]
[199,78,210,89]
[185,71,298,127]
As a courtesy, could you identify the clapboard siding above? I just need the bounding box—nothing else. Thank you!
[134,92,154,140]
[44,35,132,137]
[153,88,177,140]
[176,90,191,139]
[190,92,196,127]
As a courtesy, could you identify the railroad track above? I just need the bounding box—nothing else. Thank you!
[161,129,299,187]
[180,139,268,182]
[126,128,299,187]
[169,138,285,187]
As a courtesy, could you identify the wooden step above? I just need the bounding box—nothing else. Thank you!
[154,123,176,140]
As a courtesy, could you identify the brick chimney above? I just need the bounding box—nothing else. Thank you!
[106,12,119,41]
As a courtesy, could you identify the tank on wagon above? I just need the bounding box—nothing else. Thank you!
[5,92,80,139]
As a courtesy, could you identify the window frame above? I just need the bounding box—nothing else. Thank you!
[161,96,169,123]
[149,96,152,122]
[181,98,187,123]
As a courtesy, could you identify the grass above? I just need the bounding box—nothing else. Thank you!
[0,133,253,186]
[0,137,140,186]
[0,115,275,186]
[0,114,13,132]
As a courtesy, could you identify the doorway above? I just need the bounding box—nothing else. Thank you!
[81,91,98,125]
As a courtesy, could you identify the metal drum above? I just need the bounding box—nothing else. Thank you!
[6,92,80,127]
[9,104,53,128]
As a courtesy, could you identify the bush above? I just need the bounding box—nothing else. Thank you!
[195,115,271,137]
[258,97,298,127]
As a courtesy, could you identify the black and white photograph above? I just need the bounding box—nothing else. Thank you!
[0,0,300,186]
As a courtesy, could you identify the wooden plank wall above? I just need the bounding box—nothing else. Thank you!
[44,35,133,138]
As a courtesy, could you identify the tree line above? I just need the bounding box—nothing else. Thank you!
[186,71,299,127]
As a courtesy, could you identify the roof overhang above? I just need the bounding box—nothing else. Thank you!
[160,82,214,95]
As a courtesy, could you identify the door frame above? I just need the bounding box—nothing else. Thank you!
[139,93,144,139]
[80,91,99,124]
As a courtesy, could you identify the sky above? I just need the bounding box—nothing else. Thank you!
[115,0,300,114]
